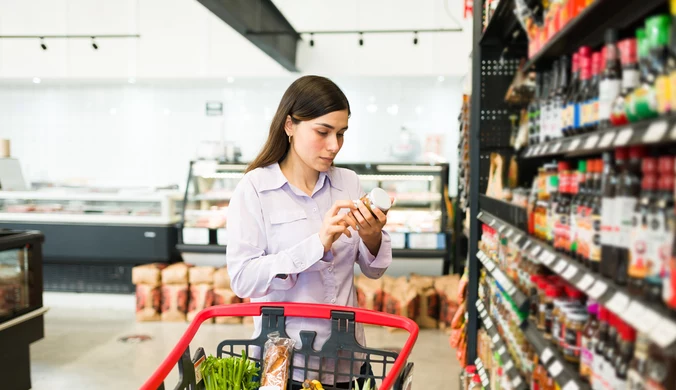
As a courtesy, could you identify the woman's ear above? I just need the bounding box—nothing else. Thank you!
[284,115,294,137]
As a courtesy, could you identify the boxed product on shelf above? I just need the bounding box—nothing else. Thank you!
[132,263,167,286]
[135,284,162,322]
[161,284,189,322]
[161,263,192,285]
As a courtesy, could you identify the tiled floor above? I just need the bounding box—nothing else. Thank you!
[29,292,461,389]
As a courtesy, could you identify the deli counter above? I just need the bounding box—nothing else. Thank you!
[177,161,456,274]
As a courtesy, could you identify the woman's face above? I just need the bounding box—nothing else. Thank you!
[287,109,349,172]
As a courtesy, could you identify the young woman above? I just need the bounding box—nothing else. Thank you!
[226,75,392,388]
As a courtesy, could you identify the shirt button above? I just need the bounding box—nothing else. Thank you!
[331,298,336,303]
[328,266,333,272]
[313,208,318,212]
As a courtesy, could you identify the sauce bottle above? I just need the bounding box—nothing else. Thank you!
[601,149,626,279]
[544,285,561,340]
[547,173,560,244]
[588,159,604,272]
[628,158,658,297]
[600,313,620,390]
[627,332,651,390]
[575,47,593,134]
[613,320,636,389]
[591,307,609,390]
[565,53,581,137]
[579,159,596,265]
[599,29,622,128]
[616,147,647,285]
[579,302,599,382]
[545,61,559,142]
[586,50,602,132]
[646,342,676,390]
[647,158,675,302]
[554,56,569,140]
[571,160,587,260]
[611,38,640,126]
[647,15,672,115]
[555,162,572,253]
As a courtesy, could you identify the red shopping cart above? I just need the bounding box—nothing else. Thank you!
[141,302,418,390]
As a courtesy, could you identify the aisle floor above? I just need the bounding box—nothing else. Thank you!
[29,292,461,389]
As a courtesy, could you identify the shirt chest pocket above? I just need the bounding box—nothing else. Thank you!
[268,210,310,245]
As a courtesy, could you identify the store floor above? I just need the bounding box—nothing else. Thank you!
[29,292,461,389]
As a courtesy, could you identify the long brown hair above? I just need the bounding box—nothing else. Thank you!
[246,75,350,173]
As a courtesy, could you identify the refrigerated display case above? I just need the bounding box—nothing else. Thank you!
[0,229,46,390]
[178,161,456,274]
[0,188,183,293]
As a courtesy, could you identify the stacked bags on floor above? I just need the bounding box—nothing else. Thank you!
[354,273,462,331]
[132,263,249,324]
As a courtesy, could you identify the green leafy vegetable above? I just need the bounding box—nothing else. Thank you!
[200,350,260,390]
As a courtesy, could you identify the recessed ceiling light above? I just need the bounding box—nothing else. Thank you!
[128,78,136,84]
[32,77,41,84]
[227,76,235,83]
[437,76,445,83]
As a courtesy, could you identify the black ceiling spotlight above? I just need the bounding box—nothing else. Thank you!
[309,33,314,47]
[359,32,363,46]
[91,37,98,50]
[40,37,47,50]
[413,31,418,45]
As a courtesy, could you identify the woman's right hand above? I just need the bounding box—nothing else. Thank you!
[319,200,358,253]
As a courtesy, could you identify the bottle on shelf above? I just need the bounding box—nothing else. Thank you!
[555,162,572,253]
[616,146,647,286]
[547,172,560,245]
[601,149,626,279]
[599,29,622,129]
[580,302,599,382]
[530,73,543,146]
[669,0,676,111]
[591,307,610,390]
[610,38,640,126]
[646,342,676,390]
[600,313,620,390]
[571,160,587,260]
[627,332,651,390]
[612,320,636,389]
[628,157,658,297]
[564,53,581,137]
[588,159,603,272]
[586,50,602,132]
[630,28,659,121]
[547,60,561,141]
[575,46,593,134]
[650,156,675,303]
[555,55,569,140]
[647,14,672,115]
[540,71,552,144]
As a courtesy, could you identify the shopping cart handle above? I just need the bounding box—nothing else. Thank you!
[141,302,419,390]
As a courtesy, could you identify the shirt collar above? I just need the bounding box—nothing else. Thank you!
[258,163,343,192]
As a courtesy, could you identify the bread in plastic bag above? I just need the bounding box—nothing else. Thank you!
[260,331,295,390]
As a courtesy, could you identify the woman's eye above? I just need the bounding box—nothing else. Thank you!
[337,133,345,138]
[317,131,328,136]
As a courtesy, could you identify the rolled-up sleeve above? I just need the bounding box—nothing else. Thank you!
[226,176,327,298]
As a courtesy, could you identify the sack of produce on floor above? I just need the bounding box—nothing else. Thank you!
[213,288,242,324]
[435,274,461,331]
[187,284,215,323]
[213,267,231,289]
[382,276,419,327]
[161,284,189,322]
[354,275,384,311]
[409,274,440,329]
[136,284,161,322]
[161,262,192,285]
[131,263,167,286]
[189,266,216,285]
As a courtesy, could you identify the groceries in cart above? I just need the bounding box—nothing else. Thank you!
[260,332,296,390]
[199,349,259,390]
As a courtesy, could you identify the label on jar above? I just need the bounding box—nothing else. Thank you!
[589,213,602,263]
[599,79,622,121]
[618,196,638,250]
[563,324,582,360]
[562,103,570,130]
[580,334,594,380]
[628,209,650,280]
[574,101,582,129]
[655,74,672,115]
[601,198,616,246]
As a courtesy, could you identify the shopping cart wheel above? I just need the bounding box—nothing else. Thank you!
[393,362,413,390]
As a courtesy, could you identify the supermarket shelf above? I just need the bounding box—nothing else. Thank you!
[523,320,590,390]
[480,0,520,45]
[477,250,529,316]
[392,248,446,258]
[475,300,529,390]
[176,243,226,254]
[473,357,491,390]
[479,195,528,232]
[477,210,676,351]
[524,0,665,69]
[522,116,676,159]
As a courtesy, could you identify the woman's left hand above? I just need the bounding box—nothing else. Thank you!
[344,200,388,255]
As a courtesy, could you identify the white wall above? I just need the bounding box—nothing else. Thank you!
[1,77,462,193]
[0,0,471,79]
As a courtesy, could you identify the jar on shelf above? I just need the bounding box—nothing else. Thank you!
[563,310,588,364]
[544,285,562,339]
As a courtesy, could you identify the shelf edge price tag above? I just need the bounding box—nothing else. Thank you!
[606,292,630,315]
[490,219,496,226]
[576,274,595,291]
[587,280,609,299]
[499,225,506,233]
[548,360,564,377]
[551,142,562,153]
[505,228,514,238]
[650,319,676,348]
[598,131,616,148]
[562,264,579,280]
[567,138,581,151]
[553,259,568,274]
[541,252,556,266]
[530,245,542,257]
[522,240,531,251]
[670,123,676,140]
[643,119,668,143]
[492,333,500,344]
[504,360,514,371]
[512,376,523,388]
[497,345,506,355]
[584,134,599,149]
[562,381,580,390]
[614,127,633,146]
[622,301,646,328]
[635,308,662,334]
[541,347,554,364]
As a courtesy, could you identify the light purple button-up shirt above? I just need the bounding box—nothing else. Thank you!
[226,162,392,383]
